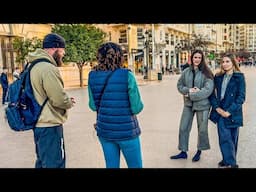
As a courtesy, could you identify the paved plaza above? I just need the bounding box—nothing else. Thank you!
[0,66,256,168]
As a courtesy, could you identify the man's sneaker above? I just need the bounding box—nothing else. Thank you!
[170,151,187,159]
[228,164,239,168]
[192,150,201,162]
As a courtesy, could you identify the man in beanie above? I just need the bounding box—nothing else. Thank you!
[28,33,75,168]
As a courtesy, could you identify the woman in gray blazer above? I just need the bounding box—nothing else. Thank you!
[170,50,214,162]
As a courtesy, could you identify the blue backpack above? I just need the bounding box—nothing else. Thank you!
[5,58,51,131]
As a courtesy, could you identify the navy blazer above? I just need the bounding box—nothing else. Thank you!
[209,72,246,128]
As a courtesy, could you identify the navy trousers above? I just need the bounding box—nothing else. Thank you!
[2,87,7,104]
[217,117,239,166]
[33,125,65,168]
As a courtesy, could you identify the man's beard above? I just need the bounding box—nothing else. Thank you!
[53,50,63,67]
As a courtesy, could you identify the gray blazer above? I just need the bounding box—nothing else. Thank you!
[177,66,214,111]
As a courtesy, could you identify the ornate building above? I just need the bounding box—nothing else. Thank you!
[0,24,51,73]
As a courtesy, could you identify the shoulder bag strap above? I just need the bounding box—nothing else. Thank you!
[97,70,116,112]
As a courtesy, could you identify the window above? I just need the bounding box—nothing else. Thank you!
[137,28,144,47]
[160,30,163,41]
[165,33,169,44]
[119,30,127,44]
[171,34,174,45]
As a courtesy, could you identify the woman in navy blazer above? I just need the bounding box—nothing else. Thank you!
[209,53,246,168]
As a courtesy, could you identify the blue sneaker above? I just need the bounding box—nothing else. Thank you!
[170,151,187,159]
[192,150,201,162]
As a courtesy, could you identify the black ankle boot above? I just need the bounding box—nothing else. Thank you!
[170,151,187,159]
[192,150,201,162]
[229,164,239,168]
[218,160,228,167]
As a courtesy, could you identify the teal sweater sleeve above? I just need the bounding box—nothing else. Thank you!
[88,85,97,111]
[128,71,144,114]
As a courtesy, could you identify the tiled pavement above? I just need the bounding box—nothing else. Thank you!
[1,66,256,168]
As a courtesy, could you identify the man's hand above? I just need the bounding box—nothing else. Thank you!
[70,97,76,106]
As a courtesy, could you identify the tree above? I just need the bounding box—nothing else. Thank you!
[190,34,211,51]
[52,24,106,87]
[12,37,42,68]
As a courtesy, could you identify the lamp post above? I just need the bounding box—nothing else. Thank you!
[175,43,183,70]
[215,29,218,68]
[127,24,133,72]
[215,31,217,54]
[180,38,191,63]
[143,30,150,79]
[175,40,191,72]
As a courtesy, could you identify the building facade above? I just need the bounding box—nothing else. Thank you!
[0,24,51,73]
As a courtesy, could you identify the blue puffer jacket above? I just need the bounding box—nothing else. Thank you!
[89,68,141,140]
[209,72,246,128]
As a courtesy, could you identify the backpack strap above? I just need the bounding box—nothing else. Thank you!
[27,58,52,72]
[27,58,53,127]
[27,58,52,108]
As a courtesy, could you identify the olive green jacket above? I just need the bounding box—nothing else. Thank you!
[28,48,73,127]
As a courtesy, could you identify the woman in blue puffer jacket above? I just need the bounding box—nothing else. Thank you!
[88,42,144,168]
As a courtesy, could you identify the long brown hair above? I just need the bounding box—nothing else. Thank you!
[217,52,241,76]
[190,49,213,79]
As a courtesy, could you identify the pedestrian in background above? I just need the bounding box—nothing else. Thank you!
[88,42,144,168]
[13,67,20,81]
[170,49,214,162]
[209,53,246,168]
[0,67,9,105]
[181,62,190,71]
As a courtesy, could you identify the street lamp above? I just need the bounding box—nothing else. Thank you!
[127,25,133,72]
[181,39,192,63]
[143,30,150,79]
[214,29,218,68]
[175,43,183,69]
[175,38,193,67]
